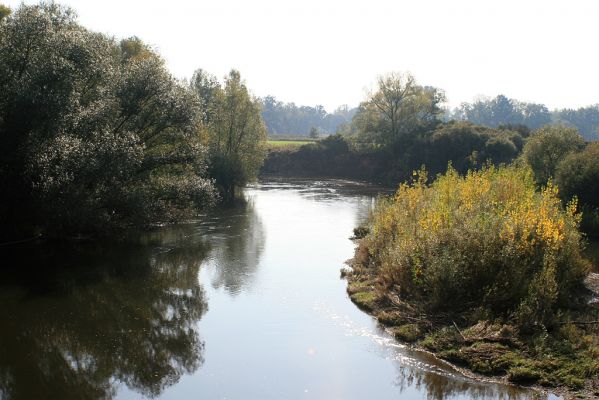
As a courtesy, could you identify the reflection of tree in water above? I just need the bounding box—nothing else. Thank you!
[0,233,209,400]
[393,363,544,400]
[205,198,266,295]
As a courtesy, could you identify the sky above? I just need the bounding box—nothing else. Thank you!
[5,0,599,112]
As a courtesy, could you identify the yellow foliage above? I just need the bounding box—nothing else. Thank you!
[365,164,589,322]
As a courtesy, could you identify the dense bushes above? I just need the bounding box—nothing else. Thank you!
[262,122,523,184]
[555,143,599,237]
[523,125,585,186]
[555,143,599,210]
[363,165,589,329]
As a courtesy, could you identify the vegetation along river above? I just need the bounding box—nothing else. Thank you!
[0,179,564,399]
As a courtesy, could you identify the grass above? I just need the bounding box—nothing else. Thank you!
[267,140,314,148]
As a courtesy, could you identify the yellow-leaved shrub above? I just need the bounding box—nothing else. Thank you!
[365,165,589,328]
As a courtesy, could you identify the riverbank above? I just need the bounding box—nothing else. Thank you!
[345,240,599,400]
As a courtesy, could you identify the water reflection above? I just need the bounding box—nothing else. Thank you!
[394,363,542,400]
[199,199,266,295]
[0,234,209,400]
[0,180,555,400]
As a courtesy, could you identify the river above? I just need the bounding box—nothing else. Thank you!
[0,179,560,400]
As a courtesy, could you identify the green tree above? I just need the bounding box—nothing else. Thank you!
[555,142,599,209]
[0,4,10,20]
[352,72,445,148]
[454,95,550,130]
[191,69,267,201]
[309,127,319,138]
[523,125,585,186]
[0,3,215,239]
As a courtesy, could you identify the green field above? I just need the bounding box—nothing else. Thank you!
[267,140,313,148]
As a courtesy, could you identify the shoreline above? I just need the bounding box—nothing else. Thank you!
[344,240,599,400]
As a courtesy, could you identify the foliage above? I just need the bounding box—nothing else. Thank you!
[351,72,445,149]
[364,165,589,328]
[262,121,524,184]
[260,96,356,135]
[555,143,599,237]
[0,3,216,239]
[190,69,267,201]
[0,4,10,20]
[554,105,599,141]
[309,126,319,139]
[555,143,599,209]
[523,125,585,186]
[427,121,521,174]
[453,96,599,141]
[453,95,551,131]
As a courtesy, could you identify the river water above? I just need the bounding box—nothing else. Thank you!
[0,179,559,400]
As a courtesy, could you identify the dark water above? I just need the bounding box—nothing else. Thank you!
[0,179,559,400]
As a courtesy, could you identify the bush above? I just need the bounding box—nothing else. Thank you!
[523,125,585,186]
[364,165,589,328]
[555,143,599,237]
[555,143,599,209]
[485,135,518,164]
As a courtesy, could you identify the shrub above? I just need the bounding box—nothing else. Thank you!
[555,143,599,237]
[523,125,585,186]
[555,143,599,210]
[485,135,518,164]
[364,165,589,328]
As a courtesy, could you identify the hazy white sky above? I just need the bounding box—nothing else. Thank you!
[6,0,599,111]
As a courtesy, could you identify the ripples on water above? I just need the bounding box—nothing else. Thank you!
[0,179,559,400]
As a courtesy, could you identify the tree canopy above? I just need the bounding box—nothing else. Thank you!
[350,72,445,148]
[523,125,585,186]
[191,69,267,201]
[260,96,356,136]
[0,3,216,239]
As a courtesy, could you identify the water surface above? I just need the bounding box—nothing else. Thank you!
[0,179,557,400]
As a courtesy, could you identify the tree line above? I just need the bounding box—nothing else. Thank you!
[264,72,599,236]
[261,96,356,136]
[0,3,266,241]
[449,95,599,141]
[261,89,599,142]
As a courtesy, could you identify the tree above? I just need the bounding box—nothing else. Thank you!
[0,3,216,239]
[523,125,585,186]
[352,72,445,148]
[555,142,599,209]
[0,4,10,20]
[454,95,550,130]
[309,127,319,138]
[554,105,599,141]
[191,69,267,201]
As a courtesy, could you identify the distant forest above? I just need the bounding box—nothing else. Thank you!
[448,95,599,141]
[263,93,599,141]
[260,96,357,136]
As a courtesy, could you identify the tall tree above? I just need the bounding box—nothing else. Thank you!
[351,72,445,147]
[191,69,267,201]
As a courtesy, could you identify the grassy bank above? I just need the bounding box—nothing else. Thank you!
[346,267,599,398]
[345,165,599,398]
